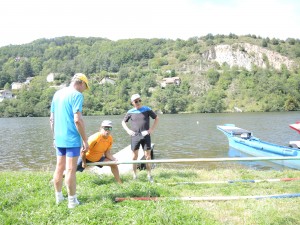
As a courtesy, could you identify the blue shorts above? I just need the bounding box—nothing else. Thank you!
[56,147,81,157]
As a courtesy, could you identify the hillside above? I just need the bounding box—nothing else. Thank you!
[0,34,299,117]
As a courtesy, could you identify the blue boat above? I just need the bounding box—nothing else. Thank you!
[217,124,300,170]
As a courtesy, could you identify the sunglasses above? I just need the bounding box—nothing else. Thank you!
[103,127,112,131]
[134,99,142,104]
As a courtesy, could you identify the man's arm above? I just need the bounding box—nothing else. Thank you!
[122,120,136,136]
[148,116,159,135]
[81,150,87,168]
[74,112,89,152]
[50,112,56,148]
[50,112,54,136]
[105,149,117,161]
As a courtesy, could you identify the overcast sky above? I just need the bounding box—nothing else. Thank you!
[0,0,299,47]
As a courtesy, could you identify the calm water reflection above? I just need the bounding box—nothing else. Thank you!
[1,112,299,171]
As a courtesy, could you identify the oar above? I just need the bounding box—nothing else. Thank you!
[87,156,300,166]
[115,193,300,202]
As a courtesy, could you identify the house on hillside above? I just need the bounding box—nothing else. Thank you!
[11,82,24,90]
[0,90,13,102]
[99,77,115,85]
[24,77,34,85]
[161,77,181,88]
[50,84,67,90]
[47,73,55,82]
[11,76,34,90]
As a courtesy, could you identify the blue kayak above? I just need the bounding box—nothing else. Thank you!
[217,124,300,170]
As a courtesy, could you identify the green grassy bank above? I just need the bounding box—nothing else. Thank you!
[1,168,300,225]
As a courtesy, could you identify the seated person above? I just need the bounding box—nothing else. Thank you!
[77,120,122,184]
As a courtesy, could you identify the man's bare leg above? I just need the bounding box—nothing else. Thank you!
[53,155,66,204]
[132,150,138,179]
[53,155,66,192]
[145,150,152,177]
[65,156,78,196]
[110,165,122,184]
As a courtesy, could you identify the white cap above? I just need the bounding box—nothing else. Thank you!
[101,120,112,127]
[131,94,141,102]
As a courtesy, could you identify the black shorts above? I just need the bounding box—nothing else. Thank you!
[131,134,151,151]
[76,156,105,172]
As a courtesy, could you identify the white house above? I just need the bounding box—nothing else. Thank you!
[161,77,181,88]
[24,77,34,85]
[11,82,24,90]
[11,76,34,90]
[0,90,13,102]
[99,77,115,85]
[47,73,55,82]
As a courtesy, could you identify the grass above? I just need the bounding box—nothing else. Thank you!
[1,167,300,225]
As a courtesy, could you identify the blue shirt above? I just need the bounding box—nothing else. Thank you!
[51,86,83,147]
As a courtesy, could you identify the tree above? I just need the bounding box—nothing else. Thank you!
[206,69,220,85]
[284,95,299,111]
[262,39,268,47]
[4,83,10,90]
[194,90,225,113]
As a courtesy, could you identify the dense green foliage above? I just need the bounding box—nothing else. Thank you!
[1,168,300,224]
[0,34,300,117]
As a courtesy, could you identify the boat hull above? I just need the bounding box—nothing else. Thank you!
[218,125,300,170]
[87,144,155,175]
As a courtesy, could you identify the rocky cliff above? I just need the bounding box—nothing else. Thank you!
[202,43,295,70]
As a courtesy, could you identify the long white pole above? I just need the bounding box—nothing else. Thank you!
[87,156,300,166]
[167,177,300,185]
[115,193,300,202]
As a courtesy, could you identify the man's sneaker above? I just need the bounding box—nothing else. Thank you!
[147,175,154,183]
[55,192,64,204]
[133,174,138,180]
[56,196,65,204]
[68,197,80,209]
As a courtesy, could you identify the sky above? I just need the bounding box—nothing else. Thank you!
[0,0,299,47]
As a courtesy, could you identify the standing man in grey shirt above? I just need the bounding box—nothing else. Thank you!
[122,94,159,182]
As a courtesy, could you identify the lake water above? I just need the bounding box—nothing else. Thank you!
[1,112,300,171]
